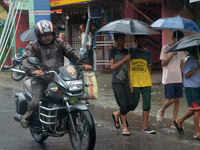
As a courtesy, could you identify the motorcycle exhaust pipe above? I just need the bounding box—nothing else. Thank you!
[14,113,22,123]
[11,68,25,73]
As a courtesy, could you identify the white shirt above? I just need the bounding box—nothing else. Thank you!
[78,32,92,46]
[160,44,185,85]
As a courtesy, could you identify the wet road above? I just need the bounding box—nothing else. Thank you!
[0,71,200,150]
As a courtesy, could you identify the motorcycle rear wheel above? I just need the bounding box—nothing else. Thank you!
[69,110,96,150]
[11,63,25,81]
[30,127,49,143]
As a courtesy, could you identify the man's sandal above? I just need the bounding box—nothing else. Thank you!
[20,116,30,129]
[122,130,130,136]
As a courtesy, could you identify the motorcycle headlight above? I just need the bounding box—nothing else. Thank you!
[66,80,83,91]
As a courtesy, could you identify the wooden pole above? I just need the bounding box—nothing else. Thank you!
[124,0,153,23]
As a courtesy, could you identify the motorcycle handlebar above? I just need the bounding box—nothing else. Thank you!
[77,66,93,71]
[43,71,57,76]
[32,71,57,77]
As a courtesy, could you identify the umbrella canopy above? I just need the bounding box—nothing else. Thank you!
[19,27,36,42]
[98,19,160,35]
[166,33,200,53]
[151,16,200,33]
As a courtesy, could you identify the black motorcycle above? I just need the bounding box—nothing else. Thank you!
[14,57,96,150]
[10,54,26,81]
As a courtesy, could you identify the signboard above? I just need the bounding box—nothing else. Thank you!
[50,0,91,7]
[190,0,200,3]
[15,14,29,54]
[34,0,50,10]
[3,0,9,4]
[34,10,51,24]
[9,0,34,11]
[88,5,102,18]
[29,10,35,28]
[0,6,7,28]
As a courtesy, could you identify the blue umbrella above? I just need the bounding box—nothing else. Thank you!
[151,16,200,33]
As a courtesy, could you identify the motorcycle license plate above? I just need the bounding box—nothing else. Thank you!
[69,97,79,104]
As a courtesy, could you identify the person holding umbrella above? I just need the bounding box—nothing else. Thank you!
[173,47,200,140]
[98,18,159,135]
[110,33,134,136]
[157,31,185,127]
[129,35,156,134]
[164,33,200,139]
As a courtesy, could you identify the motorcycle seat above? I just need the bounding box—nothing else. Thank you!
[25,79,32,93]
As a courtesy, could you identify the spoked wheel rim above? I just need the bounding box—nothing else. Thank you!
[30,127,48,142]
[76,113,89,147]
[69,110,96,150]
[11,64,25,81]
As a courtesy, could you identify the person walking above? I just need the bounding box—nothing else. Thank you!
[129,35,156,134]
[157,30,185,127]
[78,24,92,66]
[90,22,100,49]
[89,22,101,69]
[109,33,134,136]
[174,48,200,140]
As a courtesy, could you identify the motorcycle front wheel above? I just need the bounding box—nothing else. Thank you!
[69,110,96,150]
[11,63,25,81]
[30,127,49,143]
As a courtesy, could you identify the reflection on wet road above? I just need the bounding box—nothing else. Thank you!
[0,72,200,149]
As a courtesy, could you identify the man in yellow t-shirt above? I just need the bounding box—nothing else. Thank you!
[129,35,155,134]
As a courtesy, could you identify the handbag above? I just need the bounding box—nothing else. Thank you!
[83,71,98,100]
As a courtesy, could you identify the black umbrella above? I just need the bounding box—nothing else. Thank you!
[166,33,200,53]
[98,18,160,35]
[166,33,200,60]
[19,27,36,42]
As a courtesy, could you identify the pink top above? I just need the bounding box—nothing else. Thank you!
[160,44,185,85]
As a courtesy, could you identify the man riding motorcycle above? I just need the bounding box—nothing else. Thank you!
[21,20,91,128]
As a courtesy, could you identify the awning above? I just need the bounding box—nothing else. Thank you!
[50,0,92,7]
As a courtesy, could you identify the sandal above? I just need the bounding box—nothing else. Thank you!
[122,130,130,136]
[20,115,30,129]
[112,113,120,129]
[173,120,184,135]
[157,110,164,124]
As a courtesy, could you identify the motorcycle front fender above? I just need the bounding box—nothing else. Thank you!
[68,102,88,113]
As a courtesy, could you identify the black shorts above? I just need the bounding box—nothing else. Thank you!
[112,83,134,115]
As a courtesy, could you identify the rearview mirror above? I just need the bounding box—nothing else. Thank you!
[27,57,41,65]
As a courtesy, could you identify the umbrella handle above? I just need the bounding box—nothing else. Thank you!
[197,46,200,61]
